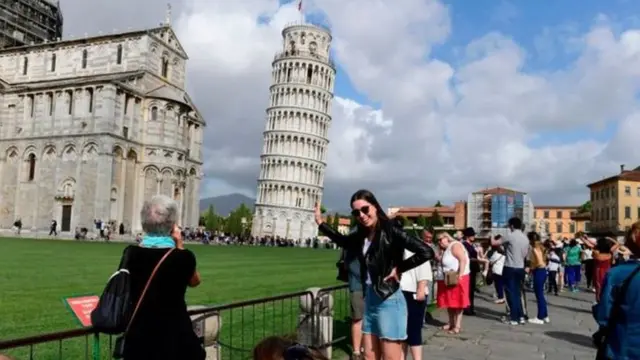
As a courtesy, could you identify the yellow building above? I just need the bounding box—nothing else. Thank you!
[570,211,591,234]
[533,206,580,240]
[587,165,640,234]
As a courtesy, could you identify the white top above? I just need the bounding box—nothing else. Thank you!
[400,250,432,294]
[363,238,372,285]
[489,251,505,276]
[582,248,593,260]
[441,241,470,275]
[547,251,561,272]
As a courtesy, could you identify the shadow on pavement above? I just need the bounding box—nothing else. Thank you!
[544,331,595,349]
[473,305,504,321]
[547,302,592,314]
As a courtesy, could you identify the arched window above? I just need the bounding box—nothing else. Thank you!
[82,49,88,69]
[27,154,36,181]
[161,57,169,77]
[151,106,158,120]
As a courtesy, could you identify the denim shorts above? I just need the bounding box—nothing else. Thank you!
[362,285,408,341]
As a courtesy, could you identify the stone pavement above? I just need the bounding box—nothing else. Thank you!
[422,287,597,360]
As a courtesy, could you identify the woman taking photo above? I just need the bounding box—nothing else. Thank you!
[527,232,548,324]
[314,189,434,360]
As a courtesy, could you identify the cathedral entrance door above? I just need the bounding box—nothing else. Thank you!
[61,205,72,232]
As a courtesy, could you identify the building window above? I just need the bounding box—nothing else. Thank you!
[637,207,640,220]
[612,206,617,220]
[296,198,302,207]
[28,94,34,117]
[570,222,576,233]
[161,58,169,77]
[122,126,129,139]
[556,223,562,233]
[625,206,631,219]
[51,54,56,72]
[556,211,562,218]
[637,187,640,197]
[606,207,610,220]
[47,93,53,115]
[124,95,129,115]
[82,49,88,69]
[150,106,158,120]
[625,186,631,196]
[545,222,550,233]
[87,88,93,113]
[22,57,28,75]
[67,90,73,115]
[543,211,549,219]
[27,153,36,181]
[585,221,591,232]
[116,44,123,64]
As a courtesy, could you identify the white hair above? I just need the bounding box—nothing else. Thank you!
[140,195,178,235]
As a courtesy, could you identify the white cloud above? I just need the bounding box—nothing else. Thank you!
[66,0,640,208]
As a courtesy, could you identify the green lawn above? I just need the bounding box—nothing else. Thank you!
[0,238,349,360]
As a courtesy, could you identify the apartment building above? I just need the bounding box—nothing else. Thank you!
[533,205,580,240]
[587,165,640,234]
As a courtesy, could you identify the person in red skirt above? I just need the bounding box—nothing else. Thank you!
[435,232,470,334]
[582,235,618,302]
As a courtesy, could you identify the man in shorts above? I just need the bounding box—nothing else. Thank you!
[344,246,364,360]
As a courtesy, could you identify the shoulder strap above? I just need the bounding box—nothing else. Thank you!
[124,248,175,333]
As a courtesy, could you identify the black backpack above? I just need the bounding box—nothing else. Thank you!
[91,248,134,334]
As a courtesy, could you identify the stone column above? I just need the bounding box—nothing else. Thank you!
[188,305,222,360]
[132,169,145,233]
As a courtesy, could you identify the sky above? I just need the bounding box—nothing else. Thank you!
[61,0,640,210]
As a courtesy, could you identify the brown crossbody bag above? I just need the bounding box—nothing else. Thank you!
[113,248,175,359]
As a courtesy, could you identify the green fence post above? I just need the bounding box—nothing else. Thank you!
[93,333,100,360]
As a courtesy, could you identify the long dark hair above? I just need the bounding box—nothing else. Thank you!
[350,189,389,234]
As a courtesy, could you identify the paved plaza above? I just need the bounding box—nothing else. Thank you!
[422,287,597,360]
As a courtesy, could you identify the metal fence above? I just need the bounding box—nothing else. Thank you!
[0,285,350,360]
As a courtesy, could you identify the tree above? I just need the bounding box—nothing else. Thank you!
[326,215,333,229]
[400,216,412,227]
[434,200,443,207]
[226,203,253,236]
[320,205,327,214]
[332,213,341,229]
[349,216,357,227]
[416,215,427,228]
[429,209,444,227]
[202,205,223,232]
[578,200,592,214]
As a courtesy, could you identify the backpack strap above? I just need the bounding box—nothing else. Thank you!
[597,263,640,357]
[124,248,175,334]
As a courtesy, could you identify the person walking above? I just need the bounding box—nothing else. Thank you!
[461,228,480,316]
[491,217,530,325]
[314,189,434,360]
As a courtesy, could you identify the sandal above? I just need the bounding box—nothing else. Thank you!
[441,324,452,331]
[447,327,461,335]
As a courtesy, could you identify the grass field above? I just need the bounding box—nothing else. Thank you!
[0,238,348,360]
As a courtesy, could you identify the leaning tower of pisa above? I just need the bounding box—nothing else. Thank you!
[251,22,336,241]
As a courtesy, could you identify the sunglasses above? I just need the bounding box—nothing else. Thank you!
[351,206,370,217]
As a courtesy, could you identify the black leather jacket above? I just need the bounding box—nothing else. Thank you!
[319,221,434,300]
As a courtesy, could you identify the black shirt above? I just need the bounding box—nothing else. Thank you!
[123,246,205,360]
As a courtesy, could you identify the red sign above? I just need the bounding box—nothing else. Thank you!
[65,296,99,327]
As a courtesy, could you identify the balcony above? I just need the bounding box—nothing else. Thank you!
[273,50,335,68]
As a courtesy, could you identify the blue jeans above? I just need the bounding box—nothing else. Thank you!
[566,265,581,288]
[362,286,408,341]
[493,274,504,300]
[503,266,526,322]
[532,268,548,320]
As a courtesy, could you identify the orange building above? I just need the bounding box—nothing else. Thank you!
[587,165,640,234]
[533,205,580,240]
[321,216,352,235]
[387,201,467,230]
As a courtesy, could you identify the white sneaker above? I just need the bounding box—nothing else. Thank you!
[509,321,519,325]
[519,317,526,325]
[528,318,545,324]
[543,317,550,323]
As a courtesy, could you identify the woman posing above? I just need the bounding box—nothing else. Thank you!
[314,190,434,360]
[583,236,619,302]
[435,232,470,334]
[527,232,549,324]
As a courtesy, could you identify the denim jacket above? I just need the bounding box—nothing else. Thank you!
[593,260,640,359]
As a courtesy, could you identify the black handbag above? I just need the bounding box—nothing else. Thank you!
[594,264,640,360]
[91,248,133,335]
[111,248,174,359]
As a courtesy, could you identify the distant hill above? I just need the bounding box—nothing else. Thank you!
[199,194,255,216]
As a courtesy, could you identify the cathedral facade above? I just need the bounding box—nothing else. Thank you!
[0,25,204,233]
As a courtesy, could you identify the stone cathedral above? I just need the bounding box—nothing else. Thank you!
[0,24,204,233]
